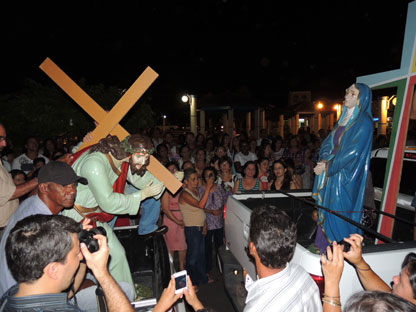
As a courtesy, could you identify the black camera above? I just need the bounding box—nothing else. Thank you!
[78,226,107,253]
[326,239,351,259]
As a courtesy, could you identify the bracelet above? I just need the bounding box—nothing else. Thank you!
[355,265,371,271]
[322,298,341,307]
[323,294,340,299]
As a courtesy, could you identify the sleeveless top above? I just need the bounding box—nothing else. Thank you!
[238,177,260,192]
[270,179,290,191]
[178,188,206,227]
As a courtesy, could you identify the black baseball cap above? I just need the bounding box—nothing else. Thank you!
[38,161,88,186]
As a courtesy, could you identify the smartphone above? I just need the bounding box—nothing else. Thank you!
[173,270,188,294]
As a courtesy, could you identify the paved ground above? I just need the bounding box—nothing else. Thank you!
[173,250,237,312]
[191,263,236,312]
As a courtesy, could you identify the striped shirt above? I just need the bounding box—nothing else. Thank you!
[244,263,322,312]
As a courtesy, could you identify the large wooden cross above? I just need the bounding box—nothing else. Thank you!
[39,57,182,194]
[357,1,416,240]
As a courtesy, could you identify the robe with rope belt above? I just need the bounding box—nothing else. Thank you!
[62,147,163,287]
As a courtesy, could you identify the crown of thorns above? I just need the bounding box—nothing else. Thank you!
[120,136,154,155]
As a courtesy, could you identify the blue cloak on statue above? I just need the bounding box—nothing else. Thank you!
[312,83,373,245]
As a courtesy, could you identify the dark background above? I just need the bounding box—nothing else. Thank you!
[0,0,413,128]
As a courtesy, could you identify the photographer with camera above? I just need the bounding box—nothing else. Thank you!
[0,214,134,312]
[0,161,134,309]
[321,234,416,311]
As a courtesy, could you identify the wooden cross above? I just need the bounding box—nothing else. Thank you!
[39,57,182,194]
[357,1,416,240]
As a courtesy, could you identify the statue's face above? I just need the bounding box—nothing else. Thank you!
[124,134,154,176]
[344,84,360,108]
[129,152,150,176]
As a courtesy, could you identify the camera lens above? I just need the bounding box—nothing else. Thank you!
[78,226,107,253]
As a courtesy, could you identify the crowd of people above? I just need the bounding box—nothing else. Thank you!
[1,119,413,312]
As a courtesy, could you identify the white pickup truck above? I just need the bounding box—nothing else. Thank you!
[221,190,416,310]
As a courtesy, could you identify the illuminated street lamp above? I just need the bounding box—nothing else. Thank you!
[182,94,197,135]
[333,104,342,120]
[316,102,323,131]
[162,115,167,133]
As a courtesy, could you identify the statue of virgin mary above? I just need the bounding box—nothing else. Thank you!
[312,83,373,252]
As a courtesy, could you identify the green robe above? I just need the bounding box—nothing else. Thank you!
[62,151,162,287]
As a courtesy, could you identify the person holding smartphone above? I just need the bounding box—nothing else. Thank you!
[153,275,207,312]
[199,166,228,283]
[178,168,213,289]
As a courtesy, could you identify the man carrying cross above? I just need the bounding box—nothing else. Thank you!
[62,134,166,288]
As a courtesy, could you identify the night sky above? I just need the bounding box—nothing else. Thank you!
[0,0,413,112]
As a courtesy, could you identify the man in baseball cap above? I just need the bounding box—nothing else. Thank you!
[0,161,88,298]
[38,161,88,187]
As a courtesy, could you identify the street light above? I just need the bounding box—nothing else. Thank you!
[181,94,197,135]
[315,102,323,132]
[333,104,342,120]
[162,115,166,133]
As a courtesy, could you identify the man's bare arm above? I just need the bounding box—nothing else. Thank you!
[81,235,134,312]
[9,178,38,200]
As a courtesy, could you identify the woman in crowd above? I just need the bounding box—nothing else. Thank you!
[10,169,28,203]
[257,157,270,190]
[156,143,171,167]
[284,136,305,175]
[163,131,179,161]
[205,138,215,164]
[209,155,220,171]
[195,133,205,149]
[249,138,257,155]
[199,167,228,282]
[258,141,273,160]
[182,160,195,171]
[233,161,262,193]
[178,168,213,287]
[268,160,297,191]
[215,146,227,160]
[217,156,236,194]
[194,148,207,184]
[272,136,285,161]
[10,169,27,186]
[320,237,416,311]
[42,138,56,160]
[285,158,303,189]
[220,133,232,157]
[161,162,187,271]
[178,145,194,169]
[302,146,316,189]
[231,136,240,157]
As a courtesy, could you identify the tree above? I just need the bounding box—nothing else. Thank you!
[1,79,156,149]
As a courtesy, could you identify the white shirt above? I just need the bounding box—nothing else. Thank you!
[244,263,322,312]
[11,153,49,174]
[234,152,257,167]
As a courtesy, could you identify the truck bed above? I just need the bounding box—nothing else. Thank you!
[223,191,416,308]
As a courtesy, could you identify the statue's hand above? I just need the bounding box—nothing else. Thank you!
[141,181,165,200]
[174,171,184,182]
[313,162,326,175]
